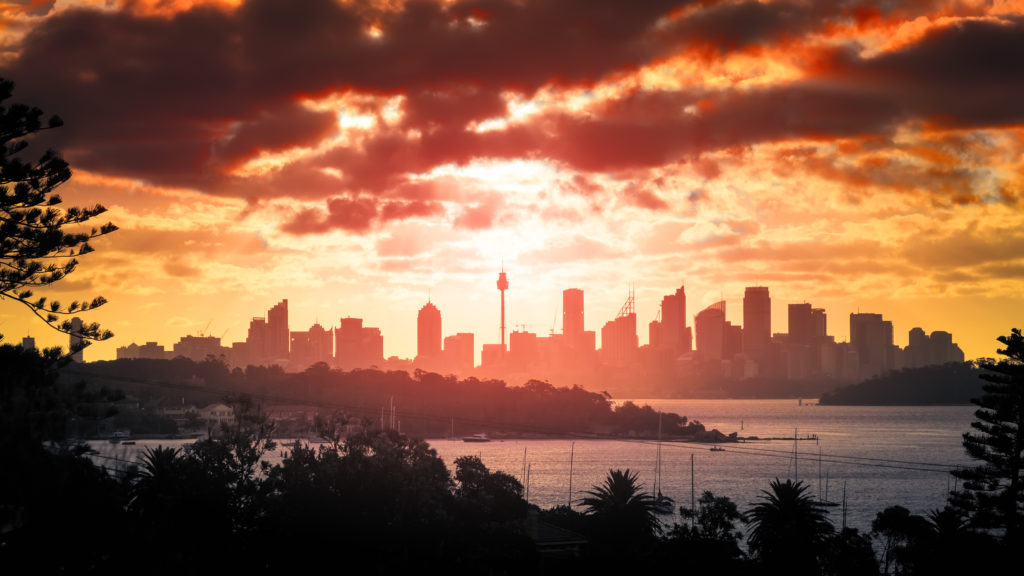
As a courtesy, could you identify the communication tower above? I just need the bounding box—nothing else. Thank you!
[497,268,509,353]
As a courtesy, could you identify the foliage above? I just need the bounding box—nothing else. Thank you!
[953,328,1024,544]
[819,361,982,406]
[661,491,746,573]
[581,468,668,560]
[745,478,834,575]
[0,78,115,348]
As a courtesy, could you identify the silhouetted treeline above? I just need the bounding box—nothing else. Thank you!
[64,358,735,440]
[819,362,982,405]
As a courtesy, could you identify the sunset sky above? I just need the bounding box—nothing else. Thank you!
[2,0,1022,364]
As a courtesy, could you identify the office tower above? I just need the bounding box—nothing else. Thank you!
[444,332,475,373]
[788,303,813,345]
[657,284,690,353]
[696,301,726,360]
[69,316,84,362]
[812,308,827,338]
[850,312,894,378]
[21,336,35,351]
[267,299,289,359]
[290,322,333,368]
[335,317,383,369]
[563,288,584,345]
[743,287,771,357]
[600,290,638,366]
[417,301,442,361]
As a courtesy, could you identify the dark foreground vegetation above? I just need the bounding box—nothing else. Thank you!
[820,362,983,405]
[3,329,1024,575]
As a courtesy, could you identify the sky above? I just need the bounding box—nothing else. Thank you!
[1,0,1023,364]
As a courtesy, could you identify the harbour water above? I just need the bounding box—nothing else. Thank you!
[89,399,977,534]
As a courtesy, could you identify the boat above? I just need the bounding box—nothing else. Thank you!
[463,433,491,443]
[120,440,136,446]
[710,445,726,452]
[109,431,129,444]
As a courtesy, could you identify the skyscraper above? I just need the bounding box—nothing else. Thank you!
[267,299,289,359]
[443,332,475,373]
[563,288,584,344]
[743,286,771,357]
[417,301,442,361]
[788,303,813,345]
[696,301,726,360]
[850,312,894,378]
[657,284,690,353]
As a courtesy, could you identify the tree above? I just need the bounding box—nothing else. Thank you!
[581,468,668,559]
[0,78,116,349]
[746,478,834,575]
[953,328,1024,544]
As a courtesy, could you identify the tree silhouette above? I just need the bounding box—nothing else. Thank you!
[746,478,834,575]
[953,328,1024,544]
[0,78,116,349]
[581,468,668,559]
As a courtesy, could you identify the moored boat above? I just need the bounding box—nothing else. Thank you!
[463,433,491,443]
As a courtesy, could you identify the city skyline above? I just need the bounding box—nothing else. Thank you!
[112,277,967,371]
[0,1,1021,364]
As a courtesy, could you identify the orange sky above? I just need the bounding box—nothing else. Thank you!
[2,0,1023,363]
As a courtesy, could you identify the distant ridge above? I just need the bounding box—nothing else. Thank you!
[819,362,982,405]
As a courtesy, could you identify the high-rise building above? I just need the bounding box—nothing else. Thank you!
[443,332,475,373]
[267,299,289,360]
[21,336,35,351]
[69,316,84,362]
[656,284,691,354]
[743,287,771,357]
[290,322,333,368]
[335,317,383,369]
[417,301,442,361]
[600,291,638,367]
[850,312,894,378]
[788,303,813,345]
[563,288,584,344]
[696,301,726,360]
[811,308,827,338]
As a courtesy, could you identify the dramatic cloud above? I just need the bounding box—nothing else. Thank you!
[2,0,1021,360]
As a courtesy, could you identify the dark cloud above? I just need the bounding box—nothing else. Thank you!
[213,103,339,168]
[2,0,1021,225]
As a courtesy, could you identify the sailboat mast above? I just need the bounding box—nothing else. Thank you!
[568,442,575,509]
[690,452,695,530]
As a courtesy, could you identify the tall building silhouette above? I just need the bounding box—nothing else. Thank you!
[290,322,333,368]
[695,301,726,360]
[850,312,894,378]
[563,288,584,344]
[267,299,289,359]
[788,303,813,345]
[335,317,383,369]
[743,286,771,357]
[600,290,638,366]
[417,301,442,362]
[652,284,691,354]
[444,332,474,373]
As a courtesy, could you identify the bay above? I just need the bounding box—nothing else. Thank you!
[88,399,977,534]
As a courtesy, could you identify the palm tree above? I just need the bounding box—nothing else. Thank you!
[746,478,833,574]
[581,468,667,549]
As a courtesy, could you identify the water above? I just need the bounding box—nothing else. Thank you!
[88,399,977,534]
